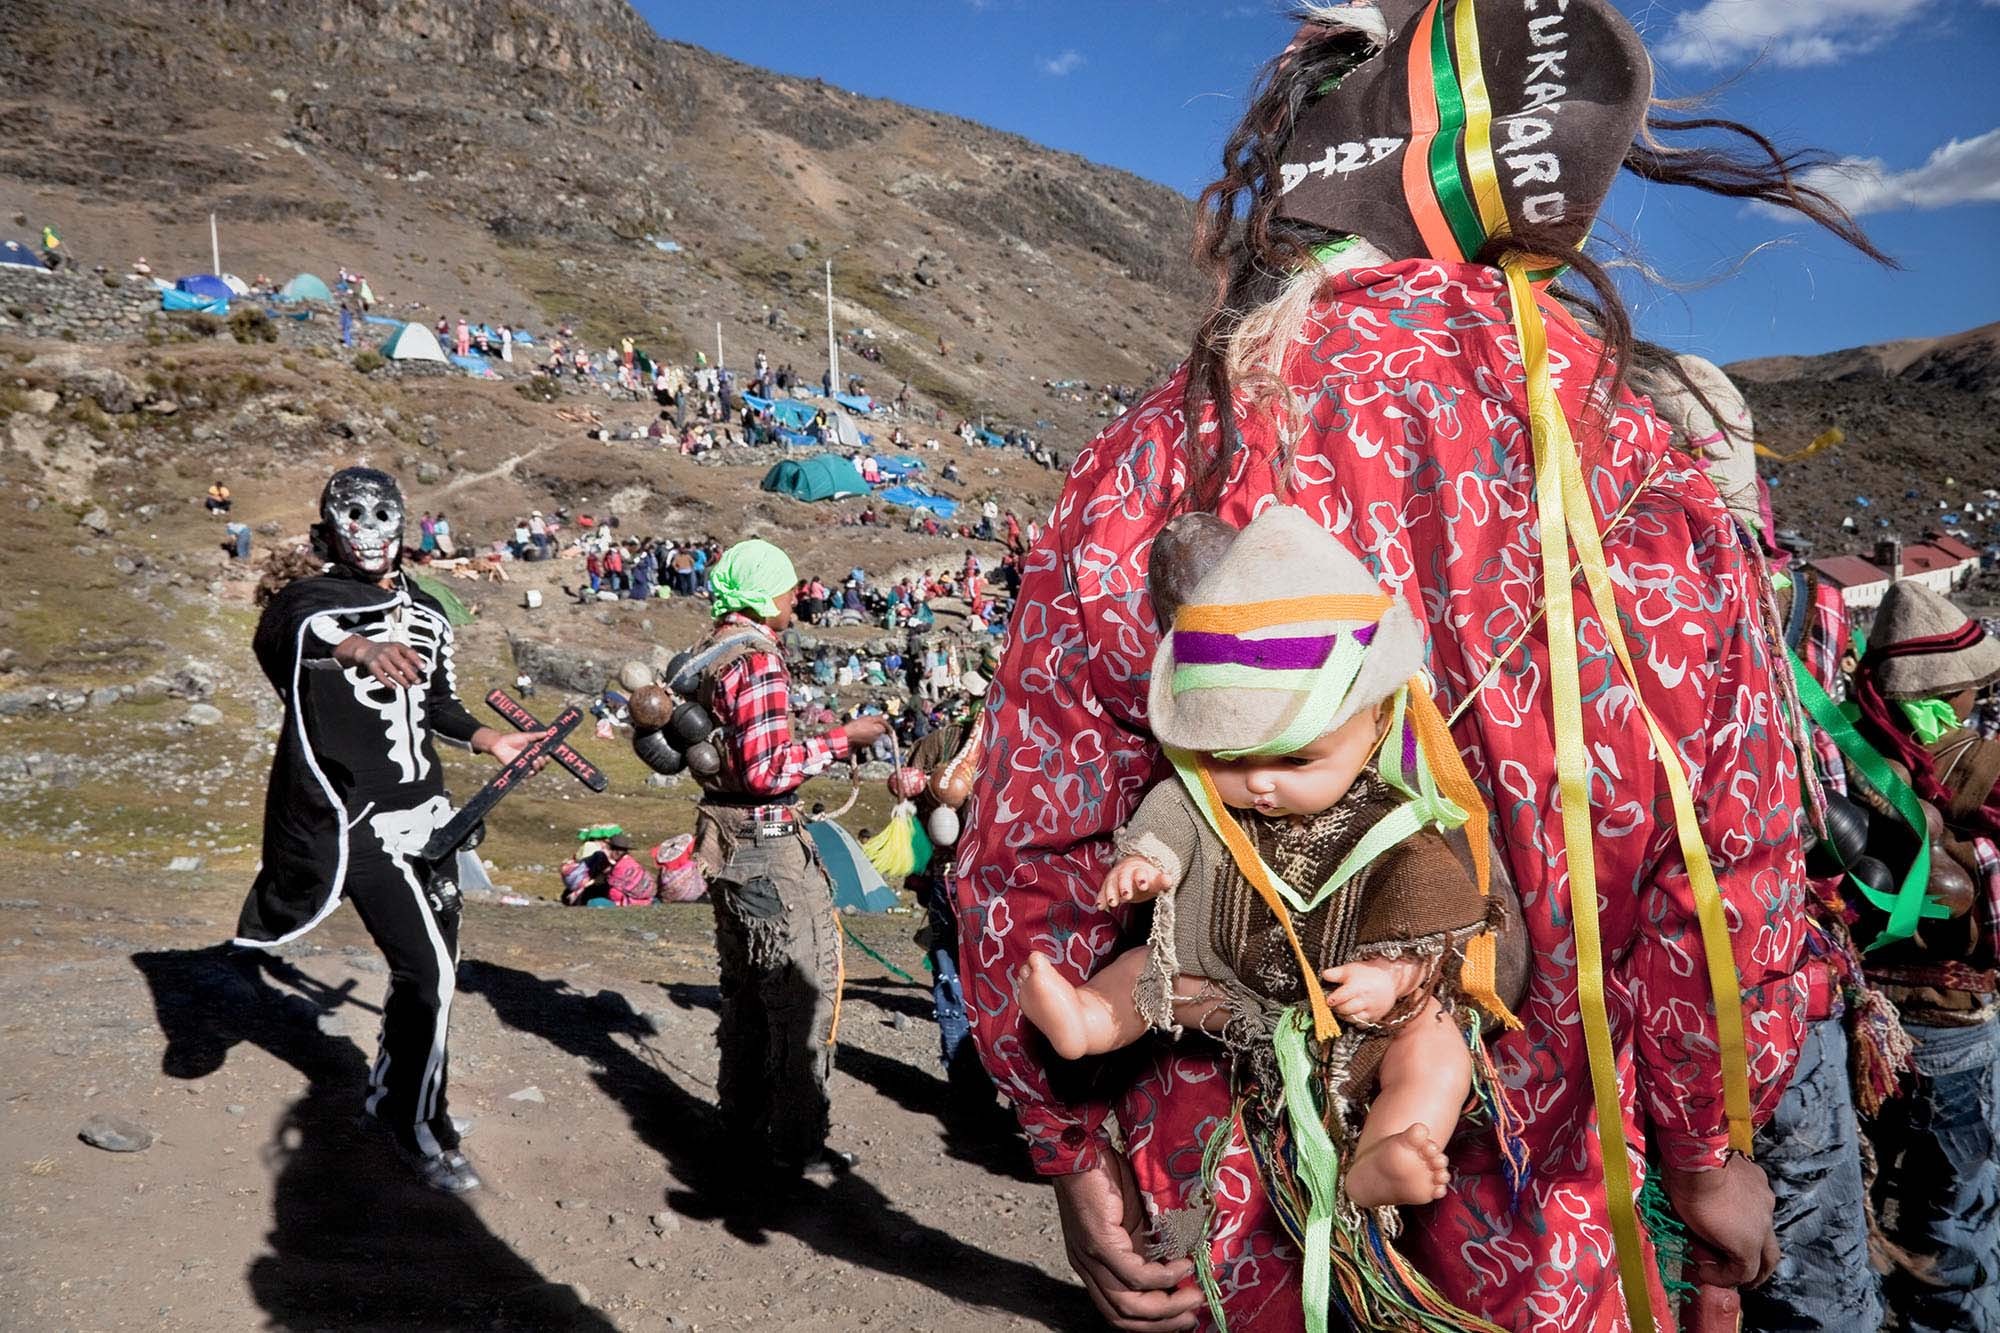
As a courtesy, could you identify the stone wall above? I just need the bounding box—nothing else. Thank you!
[0,266,161,342]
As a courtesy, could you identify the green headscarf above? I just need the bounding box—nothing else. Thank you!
[709,539,798,619]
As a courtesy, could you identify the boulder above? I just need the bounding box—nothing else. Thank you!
[509,635,607,694]
[63,365,139,414]
[77,506,111,534]
[181,703,224,727]
[164,659,220,701]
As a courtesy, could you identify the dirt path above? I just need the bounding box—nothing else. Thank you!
[0,881,1095,1333]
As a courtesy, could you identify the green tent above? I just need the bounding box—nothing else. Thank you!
[760,455,869,502]
[380,321,448,362]
[280,272,333,302]
[407,571,475,626]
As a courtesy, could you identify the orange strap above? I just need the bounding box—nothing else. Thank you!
[1400,3,1463,262]
[1192,763,1340,1041]
[1176,594,1394,635]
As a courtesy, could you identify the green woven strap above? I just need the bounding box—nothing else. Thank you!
[1786,648,1946,948]
[1274,1009,1339,1333]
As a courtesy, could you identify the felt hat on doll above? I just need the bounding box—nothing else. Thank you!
[1644,355,1762,540]
[1273,0,1653,264]
[1147,506,1423,755]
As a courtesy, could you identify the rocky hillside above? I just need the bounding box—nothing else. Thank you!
[1729,323,2000,557]
[1730,320,2000,400]
[0,0,1201,429]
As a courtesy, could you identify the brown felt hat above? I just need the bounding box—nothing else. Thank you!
[1867,582,2000,701]
[1147,506,1423,755]
[1274,0,1652,263]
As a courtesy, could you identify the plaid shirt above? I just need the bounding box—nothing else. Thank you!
[1799,572,1851,794]
[709,614,849,798]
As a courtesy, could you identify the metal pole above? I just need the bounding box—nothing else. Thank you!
[825,259,839,393]
[210,213,220,276]
[715,321,724,370]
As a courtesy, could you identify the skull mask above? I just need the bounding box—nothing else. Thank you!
[319,467,405,575]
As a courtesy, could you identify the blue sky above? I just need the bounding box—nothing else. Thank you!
[637,0,2000,364]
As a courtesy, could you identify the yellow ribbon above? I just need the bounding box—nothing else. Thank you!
[1507,265,1757,1333]
[1753,427,1843,463]
[1451,0,1509,240]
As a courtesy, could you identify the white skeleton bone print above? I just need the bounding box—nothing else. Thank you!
[331,599,452,784]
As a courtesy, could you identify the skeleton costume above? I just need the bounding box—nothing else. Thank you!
[236,468,483,1188]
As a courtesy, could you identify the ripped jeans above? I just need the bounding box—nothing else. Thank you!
[1744,1016,1882,1331]
[1870,1011,2000,1333]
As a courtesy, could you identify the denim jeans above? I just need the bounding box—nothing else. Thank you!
[926,883,972,1077]
[1870,1011,2000,1333]
[1745,1016,1883,1332]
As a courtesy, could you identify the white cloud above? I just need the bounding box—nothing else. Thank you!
[1037,49,1086,77]
[1660,0,1937,68]
[1754,128,2000,217]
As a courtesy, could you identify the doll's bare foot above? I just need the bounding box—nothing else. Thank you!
[1015,954,1094,1061]
[1345,1123,1450,1208]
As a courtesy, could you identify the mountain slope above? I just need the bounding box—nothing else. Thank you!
[1729,321,2000,400]
[0,0,1202,430]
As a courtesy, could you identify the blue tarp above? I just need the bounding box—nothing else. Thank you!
[977,428,1008,448]
[175,274,234,302]
[835,392,875,415]
[161,289,228,314]
[450,353,494,376]
[777,428,817,448]
[876,456,923,479]
[363,313,402,327]
[743,394,820,430]
[879,486,959,519]
[0,240,45,269]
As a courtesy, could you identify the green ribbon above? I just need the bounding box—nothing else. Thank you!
[1426,5,1488,262]
[1274,1008,1340,1333]
[1787,648,1946,948]
[1898,697,1961,746]
[1205,635,1368,761]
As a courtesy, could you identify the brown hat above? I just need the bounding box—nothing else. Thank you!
[607,833,634,851]
[1274,0,1652,263]
[1147,506,1423,754]
[1865,582,2000,701]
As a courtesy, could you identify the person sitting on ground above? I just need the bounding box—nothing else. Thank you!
[206,480,233,515]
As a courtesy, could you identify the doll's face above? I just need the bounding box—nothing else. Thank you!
[1205,703,1387,818]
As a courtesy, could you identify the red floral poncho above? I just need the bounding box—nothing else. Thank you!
[954,259,1808,1331]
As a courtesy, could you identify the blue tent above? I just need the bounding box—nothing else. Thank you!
[879,485,960,520]
[176,274,234,302]
[0,240,45,270]
[977,428,1008,448]
[805,821,898,912]
[161,288,228,314]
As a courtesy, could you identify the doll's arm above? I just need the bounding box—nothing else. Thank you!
[1320,956,1429,1024]
[1104,781,1202,908]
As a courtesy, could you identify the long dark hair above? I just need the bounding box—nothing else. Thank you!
[1181,16,1897,511]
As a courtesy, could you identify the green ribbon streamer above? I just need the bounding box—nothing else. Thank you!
[841,921,927,984]
[1426,5,1488,261]
[1787,649,1945,948]
[1274,1009,1339,1333]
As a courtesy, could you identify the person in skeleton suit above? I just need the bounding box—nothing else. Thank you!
[235,467,548,1193]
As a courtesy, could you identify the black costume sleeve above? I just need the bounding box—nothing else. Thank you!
[252,576,356,696]
[424,621,484,746]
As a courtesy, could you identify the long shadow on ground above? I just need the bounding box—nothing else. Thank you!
[132,946,614,1333]
[663,974,1039,1184]
[461,960,1095,1332]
